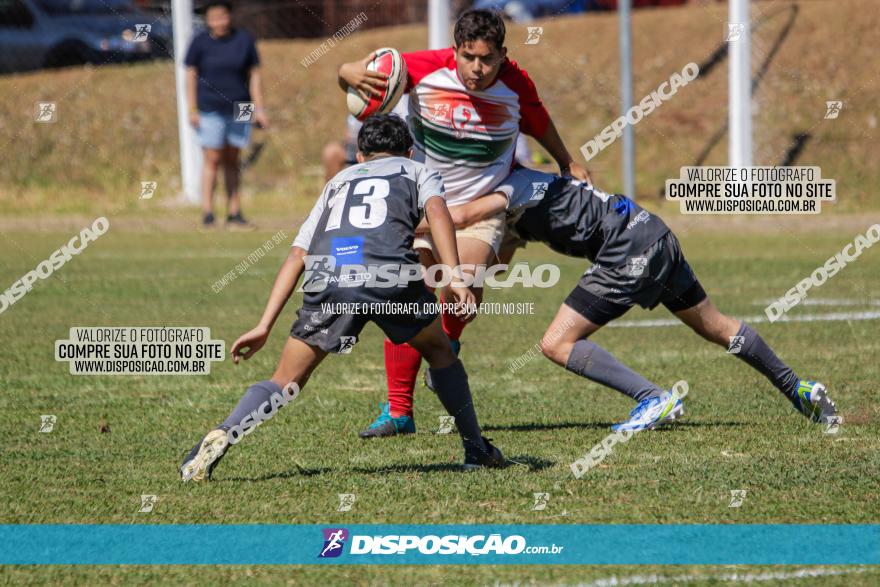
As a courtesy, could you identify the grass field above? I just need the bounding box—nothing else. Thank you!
[1,218,879,584]
[2,0,879,581]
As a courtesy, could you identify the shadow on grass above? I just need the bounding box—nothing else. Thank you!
[222,464,333,482]
[484,420,744,432]
[505,455,555,471]
[220,455,555,481]
[353,455,554,475]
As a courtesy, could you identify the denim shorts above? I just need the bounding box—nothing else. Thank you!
[197,110,252,149]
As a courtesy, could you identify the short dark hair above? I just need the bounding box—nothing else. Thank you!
[454,9,506,51]
[357,113,413,157]
[203,1,232,12]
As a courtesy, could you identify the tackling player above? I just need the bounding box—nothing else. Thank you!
[417,166,838,430]
[180,114,505,481]
[337,9,590,437]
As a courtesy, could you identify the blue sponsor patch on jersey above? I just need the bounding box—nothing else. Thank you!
[614,196,635,216]
[331,236,364,265]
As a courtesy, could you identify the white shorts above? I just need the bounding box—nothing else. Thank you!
[413,212,506,257]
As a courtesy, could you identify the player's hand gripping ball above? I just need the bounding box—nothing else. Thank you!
[347,48,407,121]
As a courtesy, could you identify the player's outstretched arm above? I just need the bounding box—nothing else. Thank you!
[337,52,387,101]
[424,197,476,320]
[415,193,508,234]
[231,246,307,364]
[536,118,591,183]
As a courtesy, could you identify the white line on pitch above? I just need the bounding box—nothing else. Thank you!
[574,566,869,587]
[753,298,880,307]
[610,310,880,329]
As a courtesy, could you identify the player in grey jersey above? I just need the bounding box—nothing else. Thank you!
[415,166,838,431]
[180,114,505,481]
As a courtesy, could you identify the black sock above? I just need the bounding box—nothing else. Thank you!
[565,339,665,402]
[732,323,800,398]
[427,360,485,454]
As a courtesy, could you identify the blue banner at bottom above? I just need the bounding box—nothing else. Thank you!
[1,524,877,565]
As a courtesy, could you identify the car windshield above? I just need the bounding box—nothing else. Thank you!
[36,0,137,15]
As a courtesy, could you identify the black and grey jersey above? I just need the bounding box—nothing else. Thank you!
[292,156,445,303]
[495,166,670,267]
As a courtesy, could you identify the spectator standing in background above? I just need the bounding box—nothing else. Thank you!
[185,0,267,230]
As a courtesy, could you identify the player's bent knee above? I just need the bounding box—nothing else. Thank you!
[421,344,456,369]
[540,339,567,366]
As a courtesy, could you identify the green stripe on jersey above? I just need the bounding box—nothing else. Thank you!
[411,116,513,164]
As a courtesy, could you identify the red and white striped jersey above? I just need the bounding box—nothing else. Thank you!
[402,48,550,206]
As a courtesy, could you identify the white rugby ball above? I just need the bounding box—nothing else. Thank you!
[346,47,407,121]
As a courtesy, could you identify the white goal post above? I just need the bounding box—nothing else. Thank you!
[729,0,752,168]
[172,0,201,204]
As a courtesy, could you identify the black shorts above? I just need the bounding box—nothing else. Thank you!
[290,284,438,353]
[564,232,707,326]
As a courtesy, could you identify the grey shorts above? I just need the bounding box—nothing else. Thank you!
[564,232,706,325]
[290,285,438,353]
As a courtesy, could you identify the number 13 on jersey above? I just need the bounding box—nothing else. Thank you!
[325,178,390,231]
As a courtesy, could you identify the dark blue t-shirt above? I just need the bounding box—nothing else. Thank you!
[184,28,260,114]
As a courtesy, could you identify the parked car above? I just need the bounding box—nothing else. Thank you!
[0,0,172,73]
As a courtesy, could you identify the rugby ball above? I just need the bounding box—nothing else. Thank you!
[346,48,407,121]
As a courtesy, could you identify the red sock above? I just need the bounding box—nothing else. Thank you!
[441,298,468,341]
[385,339,421,418]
